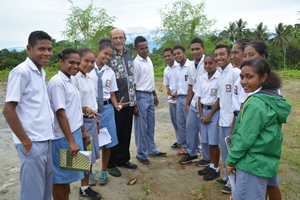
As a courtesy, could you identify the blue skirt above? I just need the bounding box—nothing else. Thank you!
[97,103,118,149]
[83,117,100,164]
[51,127,85,184]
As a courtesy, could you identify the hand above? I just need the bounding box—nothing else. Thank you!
[171,91,177,100]
[69,142,80,157]
[24,141,33,155]
[186,104,190,115]
[200,114,205,124]
[154,97,159,107]
[226,167,236,178]
[97,124,101,134]
[85,107,102,123]
[167,87,171,95]
[218,124,220,131]
[204,114,211,124]
[115,97,129,111]
[133,104,139,116]
[82,129,91,146]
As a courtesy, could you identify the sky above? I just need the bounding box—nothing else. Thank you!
[0,0,299,49]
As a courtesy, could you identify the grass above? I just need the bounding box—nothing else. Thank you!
[277,70,300,79]
[141,184,151,195]
[127,195,152,200]
[189,184,206,199]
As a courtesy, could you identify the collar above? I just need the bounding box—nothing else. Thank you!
[26,57,44,75]
[137,54,148,61]
[58,71,71,82]
[94,63,109,72]
[167,61,177,69]
[248,87,262,96]
[76,70,89,78]
[218,63,233,73]
[193,55,205,68]
[203,70,219,80]
[114,47,127,57]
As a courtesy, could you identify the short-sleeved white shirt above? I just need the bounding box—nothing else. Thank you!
[187,56,206,108]
[133,54,155,92]
[71,71,98,111]
[88,64,118,101]
[171,59,192,95]
[47,71,83,140]
[232,77,248,111]
[163,62,178,103]
[5,57,54,143]
[196,70,221,105]
[217,63,241,127]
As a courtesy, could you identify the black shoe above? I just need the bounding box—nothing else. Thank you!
[154,152,167,157]
[136,156,150,165]
[117,162,137,169]
[221,184,231,194]
[195,159,210,167]
[178,154,198,164]
[107,166,121,177]
[198,166,212,176]
[215,178,227,184]
[203,169,220,181]
[79,187,102,200]
[170,142,181,149]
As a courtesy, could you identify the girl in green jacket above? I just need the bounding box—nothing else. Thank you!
[226,57,291,200]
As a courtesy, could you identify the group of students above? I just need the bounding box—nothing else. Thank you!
[163,38,291,199]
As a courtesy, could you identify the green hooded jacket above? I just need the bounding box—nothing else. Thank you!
[226,89,291,178]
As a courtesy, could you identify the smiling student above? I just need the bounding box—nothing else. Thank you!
[226,58,291,200]
[47,48,92,200]
[162,47,180,149]
[3,31,54,200]
[214,43,240,194]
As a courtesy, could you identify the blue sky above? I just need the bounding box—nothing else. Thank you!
[0,0,299,50]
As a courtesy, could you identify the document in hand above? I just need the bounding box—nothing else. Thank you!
[225,136,232,152]
[98,127,112,147]
[60,150,91,172]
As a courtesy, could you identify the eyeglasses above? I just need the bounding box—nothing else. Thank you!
[112,37,125,41]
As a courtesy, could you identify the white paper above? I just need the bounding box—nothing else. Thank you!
[228,173,236,196]
[98,127,112,147]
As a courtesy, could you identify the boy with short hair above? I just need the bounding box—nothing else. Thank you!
[214,43,240,194]
[162,47,180,149]
[3,30,54,200]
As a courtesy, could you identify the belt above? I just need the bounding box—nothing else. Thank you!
[103,99,112,105]
[83,114,89,118]
[202,104,213,110]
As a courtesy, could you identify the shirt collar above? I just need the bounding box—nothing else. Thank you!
[137,54,148,61]
[217,63,233,73]
[193,55,205,68]
[26,57,45,75]
[203,70,219,80]
[248,87,262,96]
[58,71,71,82]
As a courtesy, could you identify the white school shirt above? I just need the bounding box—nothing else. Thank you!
[187,55,206,108]
[196,70,221,105]
[232,77,248,111]
[71,71,98,112]
[163,62,178,103]
[217,63,241,127]
[133,54,155,92]
[47,71,83,140]
[5,57,54,143]
[173,59,192,95]
[88,64,118,101]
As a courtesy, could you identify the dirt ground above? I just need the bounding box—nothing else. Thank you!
[0,79,299,200]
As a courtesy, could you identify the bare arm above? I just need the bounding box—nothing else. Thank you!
[186,85,194,115]
[3,102,32,155]
[56,109,80,157]
[152,90,159,107]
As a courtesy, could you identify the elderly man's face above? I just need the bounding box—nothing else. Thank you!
[110,29,126,52]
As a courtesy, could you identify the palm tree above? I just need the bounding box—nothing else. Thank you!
[235,19,247,39]
[271,23,290,70]
[223,22,237,42]
[253,22,269,42]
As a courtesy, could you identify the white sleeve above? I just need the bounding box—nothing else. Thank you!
[48,82,66,112]
[133,60,140,84]
[5,69,28,103]
[71,76,79,90]
[187,65,194,85]
[110,71,118,92]
[163,68,169,86]
[195,78,203,97]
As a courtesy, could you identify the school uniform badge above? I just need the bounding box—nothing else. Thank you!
[106,80,111,87]
[234,85,238,95]
[185,75,188,81]
[211,88,217,96]
[226,84,231,92]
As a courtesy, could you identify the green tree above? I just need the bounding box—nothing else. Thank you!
[235,18,248,40]
[62,0,115,48]
[271,23,290,70]
[155,0,215,49]
[252,22,269,42]
[222,22,237,42]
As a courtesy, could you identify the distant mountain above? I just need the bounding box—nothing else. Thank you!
[7,47,26,52]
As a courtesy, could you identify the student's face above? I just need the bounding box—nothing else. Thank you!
[214,48,231,69]
[79,52,95,75]
[204,56,217,74]
[244,45,265,61]
[163,50,174,66]
[232,43,244,68]
[59,53,80,78]
[190,43,205,61]
[240,65,267,93]
[97,47,113,66]
[27,39,52,68]
[110,29,126,52]
[173,49,186,65]
[135,41,149,59]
